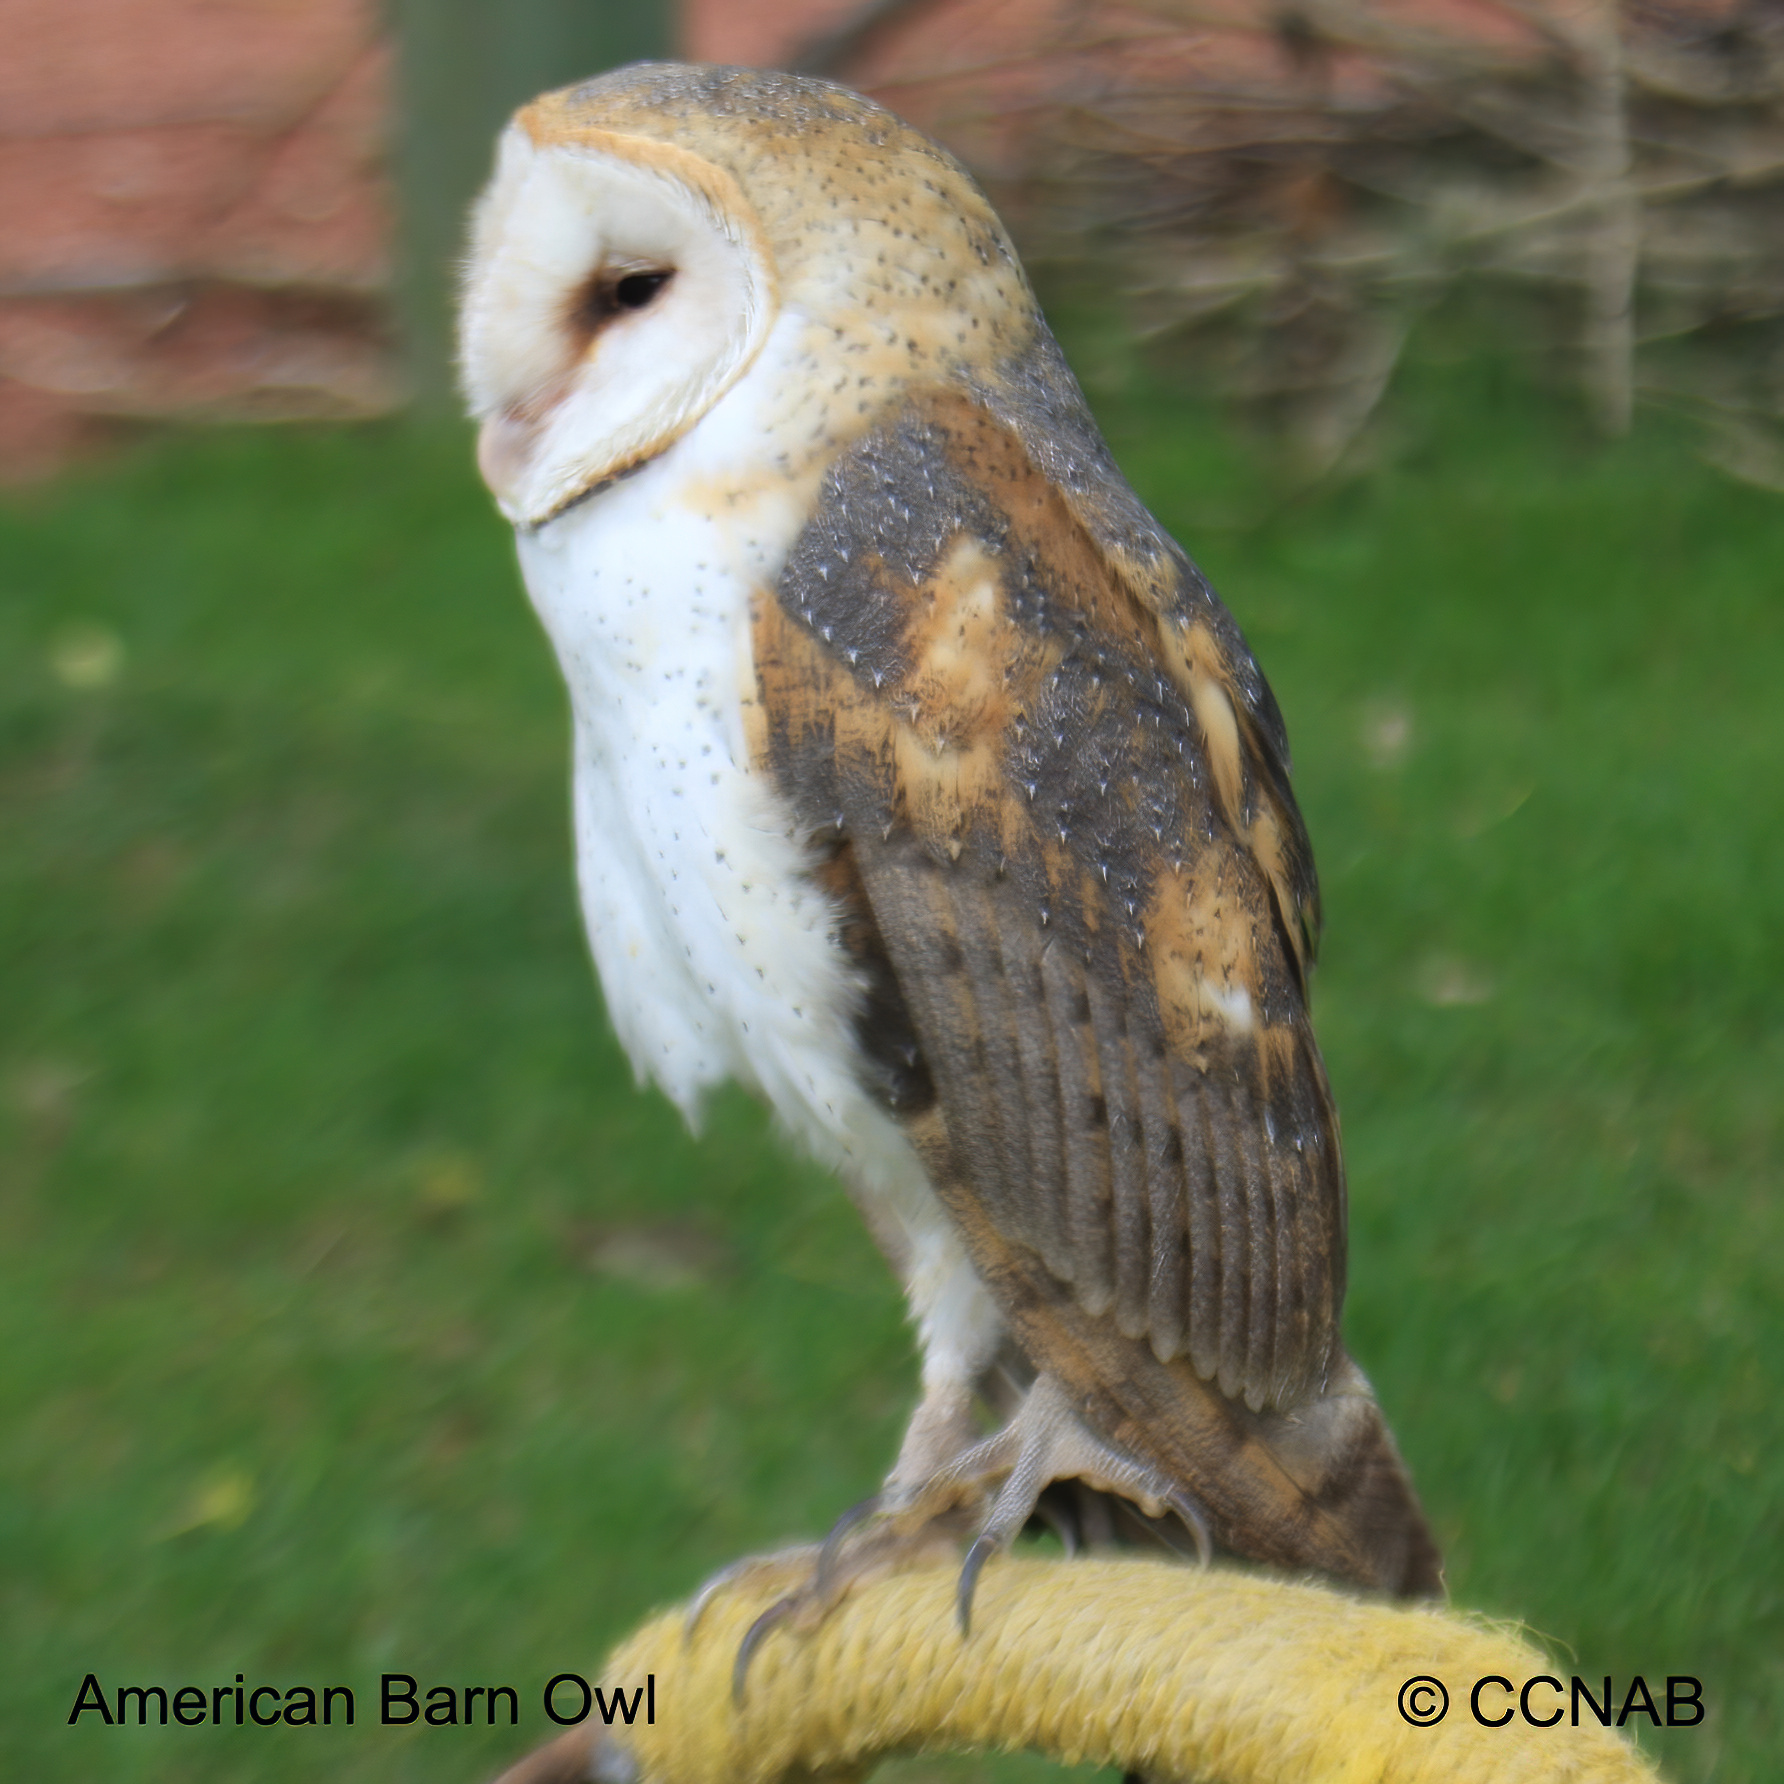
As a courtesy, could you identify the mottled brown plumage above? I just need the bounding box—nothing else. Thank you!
[748,385,1437,1593]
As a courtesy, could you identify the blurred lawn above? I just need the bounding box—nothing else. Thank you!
[3,350,1779,1783]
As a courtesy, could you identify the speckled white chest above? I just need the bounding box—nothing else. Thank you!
[511,317,1002,1393]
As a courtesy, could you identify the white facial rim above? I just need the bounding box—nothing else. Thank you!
[460,124,777,526]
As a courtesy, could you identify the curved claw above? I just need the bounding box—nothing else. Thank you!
[956,1532,999,1638]
[733,1595,797,1705]
[684,1541,820,1644]
[1166,1488,1213,1567]
[814,1493,883,1595]
[684,1566,741,1645]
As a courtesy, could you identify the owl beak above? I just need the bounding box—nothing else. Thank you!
[476,408,540,513]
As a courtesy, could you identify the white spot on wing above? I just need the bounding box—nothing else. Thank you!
[1201,979,1254,1033]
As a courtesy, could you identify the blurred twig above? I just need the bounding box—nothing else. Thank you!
[838,0,1784,473]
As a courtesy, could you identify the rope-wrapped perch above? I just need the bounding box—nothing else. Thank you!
[494,1555,1660,1784]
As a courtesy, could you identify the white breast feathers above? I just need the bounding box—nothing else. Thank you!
[510,314,1004,1393]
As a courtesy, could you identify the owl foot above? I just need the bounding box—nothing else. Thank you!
[718,1506,974,1702]
[904,1372,1212,1636]
[683,1541,827,1646]
[721,1373,1211,1696]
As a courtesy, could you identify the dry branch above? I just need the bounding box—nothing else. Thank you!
[847,0,1784,473]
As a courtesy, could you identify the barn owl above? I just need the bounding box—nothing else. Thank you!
[459,62,1441,1639]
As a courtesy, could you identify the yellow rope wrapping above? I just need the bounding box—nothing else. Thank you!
[514,1556,1661,1784]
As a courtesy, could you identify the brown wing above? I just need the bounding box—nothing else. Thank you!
[749,387,1341,1416]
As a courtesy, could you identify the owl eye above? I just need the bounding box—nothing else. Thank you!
[614,271,672,309]
[570,267,675,342]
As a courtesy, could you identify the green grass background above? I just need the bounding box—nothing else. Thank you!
[3,349,1779,1781]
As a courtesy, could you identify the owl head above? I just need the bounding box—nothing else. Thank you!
[459,63,1035,526]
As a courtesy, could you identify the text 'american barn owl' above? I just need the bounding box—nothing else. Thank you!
[458,61,1441,1637]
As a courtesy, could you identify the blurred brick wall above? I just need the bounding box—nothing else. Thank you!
[679,0,1068,175]
[679,0,1560,183]
[11,0,1738,481]
[0,0,397,478]
[680,0,855,67]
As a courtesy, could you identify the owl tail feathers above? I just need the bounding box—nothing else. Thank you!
[1001,1267,1445,1601]
[1241,1350,1444,1599]
[926,1158,1442,1601]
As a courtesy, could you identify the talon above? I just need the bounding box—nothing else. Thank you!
[733,1596,796,1704]
[683,1542,816,1644]
[683,1575,729,1644]
[957,1532,998,1637]
[1168,1489,1213,1567]
[814,1493,883,1594]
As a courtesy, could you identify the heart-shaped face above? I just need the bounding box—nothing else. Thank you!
[460,120,777,527]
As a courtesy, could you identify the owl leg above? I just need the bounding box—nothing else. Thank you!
[715,1373,998,1698]
[888,1372,982,1493]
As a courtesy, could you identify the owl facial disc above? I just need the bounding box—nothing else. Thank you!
[461,120,778,526]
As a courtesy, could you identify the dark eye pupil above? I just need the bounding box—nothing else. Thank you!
[570,269,675,340]
[614,271,671,310]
